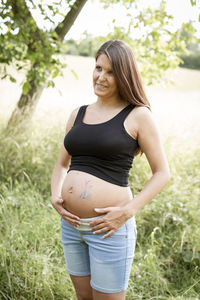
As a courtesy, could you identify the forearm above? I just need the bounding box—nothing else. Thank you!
[125,170,170,218]
[50,162,80,224]
[51,162,68,199]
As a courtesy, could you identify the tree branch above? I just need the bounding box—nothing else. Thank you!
[10,0,48,53]
[10,0,40,35]
[55,0,88,41]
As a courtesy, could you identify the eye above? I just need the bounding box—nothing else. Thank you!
[95,65,101,71]
[108,70,113,75]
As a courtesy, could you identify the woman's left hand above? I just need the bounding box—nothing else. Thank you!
[89,206,130,238]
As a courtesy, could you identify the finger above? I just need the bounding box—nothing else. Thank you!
[65,221,79,227]
[102,230,115,239]
[94,207,112,214]
[59,197,64,203]
[60,213,80,225]
[63,217,80,226]
[89,217,105,227]
[61,209,80,220]
[67,217,81,224]
[56,197,64,204]
[91,223,105,231]
[63,214,80,224]
[93,227,109,235]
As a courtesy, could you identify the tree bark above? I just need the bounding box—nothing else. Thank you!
[6,82,44,132]
[6,0,88,132]
[55,0,88,41]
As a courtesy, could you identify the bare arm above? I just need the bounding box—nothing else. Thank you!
[91,107,170,237]
[124,106,170,216]
[51,107,81,226]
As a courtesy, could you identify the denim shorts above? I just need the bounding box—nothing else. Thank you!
[61,215,137,294]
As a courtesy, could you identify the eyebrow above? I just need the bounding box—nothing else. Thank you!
[95,63,113,72]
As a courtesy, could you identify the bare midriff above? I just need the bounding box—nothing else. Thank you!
[61,170,133,218]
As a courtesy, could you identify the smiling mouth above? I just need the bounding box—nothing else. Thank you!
[96,83,107,88]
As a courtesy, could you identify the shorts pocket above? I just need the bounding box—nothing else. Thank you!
[111,223,127,237]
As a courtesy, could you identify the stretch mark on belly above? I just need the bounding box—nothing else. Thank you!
[79,180,92,200]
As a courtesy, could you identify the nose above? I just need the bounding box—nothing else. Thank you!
[98,70,106,81]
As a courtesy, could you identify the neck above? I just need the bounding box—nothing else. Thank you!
[96,96,128,108]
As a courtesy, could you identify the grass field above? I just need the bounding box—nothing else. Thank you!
[0,56,200,299]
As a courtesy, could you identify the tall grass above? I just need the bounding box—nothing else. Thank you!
[128,141,200,299]
[0,118,200,300]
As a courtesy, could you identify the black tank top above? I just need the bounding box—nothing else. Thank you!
[64,104,139,186]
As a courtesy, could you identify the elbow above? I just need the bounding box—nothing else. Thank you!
[153,168,170,186]
[163,168,171,185]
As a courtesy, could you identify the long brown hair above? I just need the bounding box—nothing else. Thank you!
[95,40,151,155]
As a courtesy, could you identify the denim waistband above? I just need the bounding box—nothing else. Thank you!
[76,214,106,231]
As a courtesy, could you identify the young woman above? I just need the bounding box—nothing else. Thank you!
[51,40,170,300]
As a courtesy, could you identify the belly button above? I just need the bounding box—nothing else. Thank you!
[68,186,73,193]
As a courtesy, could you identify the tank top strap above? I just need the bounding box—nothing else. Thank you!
[113,104,135,124]
[73,105,88,126]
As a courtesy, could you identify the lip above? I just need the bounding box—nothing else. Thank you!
[96,83,108,89]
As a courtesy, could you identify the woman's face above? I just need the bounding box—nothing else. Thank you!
[93,54,118,100]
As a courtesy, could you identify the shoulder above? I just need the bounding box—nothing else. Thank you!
[133,105,152,118]
[127,105,158,138]
[65,105,82,133]
[128,105,153,126]
[132,106,160,141]
[70,106,81,121]
[133,106,155,127]
[125,105,153,141]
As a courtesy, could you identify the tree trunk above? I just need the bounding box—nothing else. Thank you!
[6,80,44,132]
[55,0,88,42]
[6,0,88,132]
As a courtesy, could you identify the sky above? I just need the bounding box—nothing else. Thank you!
[65,0,200,39]
[2,0,199,38]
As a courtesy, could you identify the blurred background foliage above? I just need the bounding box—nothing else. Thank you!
[0,0,199,129]
[0,0,200,299]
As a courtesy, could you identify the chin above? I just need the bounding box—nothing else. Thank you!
[96,93,110,99]
[94,89,107,97]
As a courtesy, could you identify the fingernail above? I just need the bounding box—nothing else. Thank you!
[93,231,96,234]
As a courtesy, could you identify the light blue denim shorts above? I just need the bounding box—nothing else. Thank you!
[61,215,137,294]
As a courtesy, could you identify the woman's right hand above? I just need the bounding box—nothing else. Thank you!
[51,196,80,226]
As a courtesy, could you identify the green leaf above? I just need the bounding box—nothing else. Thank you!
[47,80,55,88]
[22,82,31,95]
[9,75,17,83]
[183,250,193,263]
[70,69,78,79]
[52,69,59,78]
[1,74,8,80]
[190,0,196,6]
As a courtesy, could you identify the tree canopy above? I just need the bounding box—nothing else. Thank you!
[0,0,197,129]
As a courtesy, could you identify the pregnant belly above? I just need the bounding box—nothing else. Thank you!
[61,170,133,218]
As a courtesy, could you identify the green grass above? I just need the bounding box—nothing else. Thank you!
[0,64,200,299]
[0,124,76,300]
[128,142,200,299]
[0,119,200,300]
